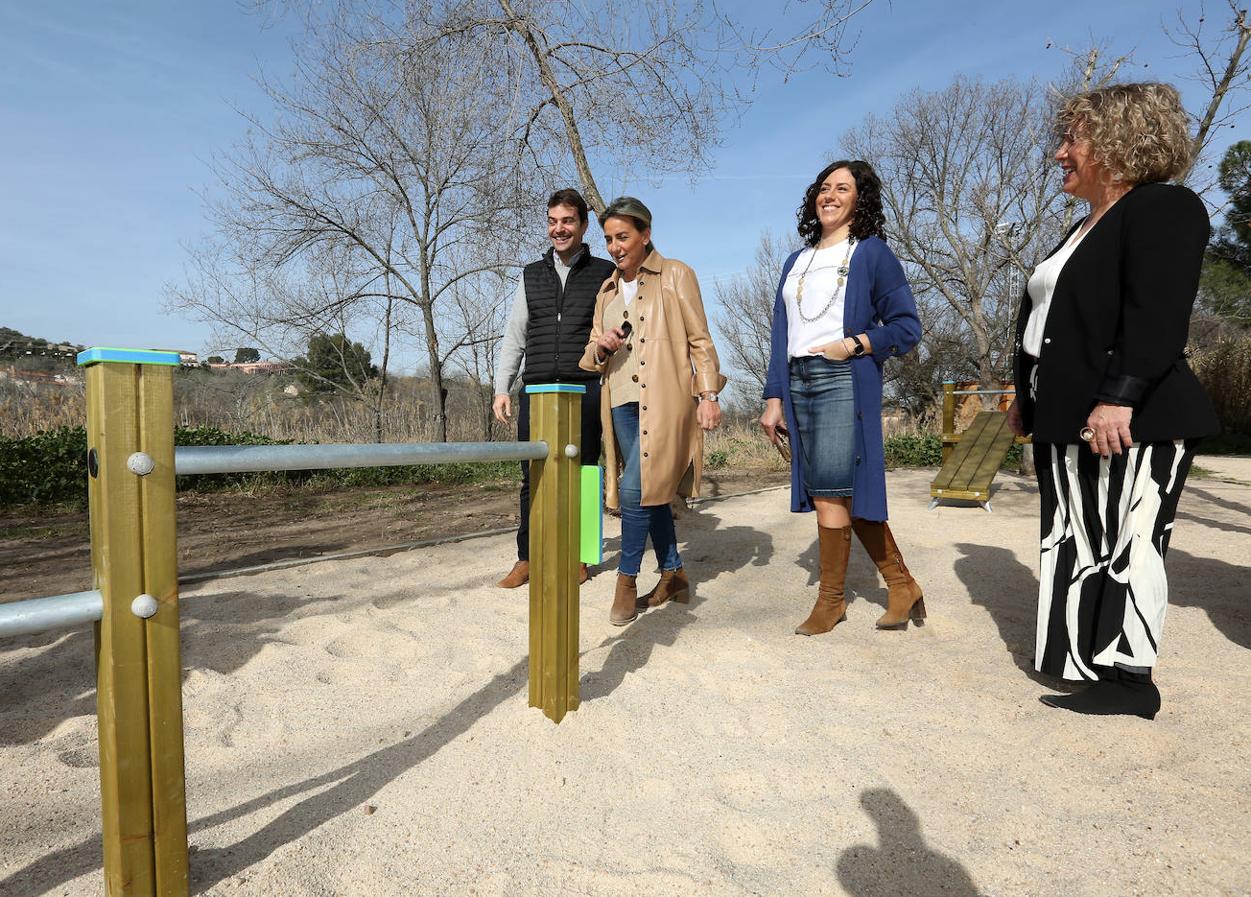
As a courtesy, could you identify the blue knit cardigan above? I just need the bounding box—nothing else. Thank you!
[762,236,922,521]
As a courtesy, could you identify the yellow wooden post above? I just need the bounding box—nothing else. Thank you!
[941,380,956,463]
[81,347,189,897]
[526,384,582,723]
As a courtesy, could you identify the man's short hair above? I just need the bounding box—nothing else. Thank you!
[547,188,590,224]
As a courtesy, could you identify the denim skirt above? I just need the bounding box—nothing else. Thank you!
[789,355,855,496]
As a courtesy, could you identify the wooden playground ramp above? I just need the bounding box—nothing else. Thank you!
[930,407,1018,512]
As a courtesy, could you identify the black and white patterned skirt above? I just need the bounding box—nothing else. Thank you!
[1033,440,1196,681]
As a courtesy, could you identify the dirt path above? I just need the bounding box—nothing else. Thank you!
[0,470,789,602]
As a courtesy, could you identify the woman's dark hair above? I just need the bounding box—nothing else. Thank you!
[796,159,887,247]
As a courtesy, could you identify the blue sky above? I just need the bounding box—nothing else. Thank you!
[2,0,1245,366]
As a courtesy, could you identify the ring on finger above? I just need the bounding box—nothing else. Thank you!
[1079,426,1096,442]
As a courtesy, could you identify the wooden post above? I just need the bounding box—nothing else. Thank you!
[81,348,189,897]
[525,384,582,724]
[941,380,956,463]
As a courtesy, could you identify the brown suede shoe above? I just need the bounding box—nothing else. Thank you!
[851,519,925,629]
[795,526,852,636]
[641,567,691,608]
[497,560,529,589]
[610,574,638,626]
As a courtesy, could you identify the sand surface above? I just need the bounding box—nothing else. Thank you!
[1,462,1249,896]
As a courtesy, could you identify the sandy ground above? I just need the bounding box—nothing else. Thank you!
[1,461,1249,897]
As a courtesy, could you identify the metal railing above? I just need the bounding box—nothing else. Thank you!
[1,347,588,897]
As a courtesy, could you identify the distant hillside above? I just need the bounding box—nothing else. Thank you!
[0,327,84,358]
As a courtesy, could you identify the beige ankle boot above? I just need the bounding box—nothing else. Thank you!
[642,568,691,609]
[795,526,852,636]
[610,574,639,626]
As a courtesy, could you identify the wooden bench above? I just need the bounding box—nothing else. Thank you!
[929,410,1016,512]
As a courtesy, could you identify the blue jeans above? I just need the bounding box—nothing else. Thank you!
[789,356,855,497]
[611,402,681,577]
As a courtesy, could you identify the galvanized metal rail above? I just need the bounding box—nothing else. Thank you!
[174,440,549,476]
[0,442,552,642]
[0,589,104,638]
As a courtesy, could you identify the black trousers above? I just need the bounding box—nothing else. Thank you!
[516,381,603,561]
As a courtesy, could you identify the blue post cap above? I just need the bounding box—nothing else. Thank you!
[525,383,587,394]
[77,347,182,367]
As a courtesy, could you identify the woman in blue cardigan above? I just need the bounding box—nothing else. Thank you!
[760,160,924,636]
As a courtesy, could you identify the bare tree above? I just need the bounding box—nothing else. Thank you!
[443,268,514,439]
[713,231,789,406]
[718,0,880,78]
[171,239,405,440]
[842,77,1066,389]
[1168,0,1251,191]
[404,0,744,215]
[170,7,533,440]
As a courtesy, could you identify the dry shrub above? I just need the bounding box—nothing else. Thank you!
[1193,332,1251,437]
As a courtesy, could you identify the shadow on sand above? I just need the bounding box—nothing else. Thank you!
[837,788,981,897]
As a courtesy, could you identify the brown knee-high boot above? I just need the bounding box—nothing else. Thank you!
[795,525,852,636]
[851,519,925,630]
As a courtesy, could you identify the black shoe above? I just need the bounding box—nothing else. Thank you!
[1039,669,1160,720]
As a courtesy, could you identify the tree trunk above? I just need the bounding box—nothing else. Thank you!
[499,0,606,216]
[375,294,394,444]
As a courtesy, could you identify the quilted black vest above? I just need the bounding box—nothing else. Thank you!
[521,246,616,384]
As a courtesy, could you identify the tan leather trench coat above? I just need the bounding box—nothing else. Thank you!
[579,250,727,509]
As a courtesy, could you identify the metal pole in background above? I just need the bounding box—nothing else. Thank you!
[525,384,583,724]
[941,380,956,463]
[81,347,189,897]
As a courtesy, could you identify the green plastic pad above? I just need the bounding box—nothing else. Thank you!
[580,464,602,565]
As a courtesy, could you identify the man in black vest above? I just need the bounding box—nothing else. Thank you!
[493,188,616,587]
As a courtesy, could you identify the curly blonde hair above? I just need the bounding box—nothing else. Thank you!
[1055,82,1194,185]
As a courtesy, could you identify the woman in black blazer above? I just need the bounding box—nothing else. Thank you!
[1007,82,1219,720]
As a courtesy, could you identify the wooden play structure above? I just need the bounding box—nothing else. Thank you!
[929,381,1031,512]
[0,348,592,896]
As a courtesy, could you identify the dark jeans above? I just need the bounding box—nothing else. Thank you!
[516,381,602,561]
[610,402,681,577]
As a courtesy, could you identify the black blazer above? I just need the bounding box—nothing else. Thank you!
[1012,182,1220,444]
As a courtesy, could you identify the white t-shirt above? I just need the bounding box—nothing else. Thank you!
[1022,225,1088,357]
[620,277,639,306]
[783,240,857,359]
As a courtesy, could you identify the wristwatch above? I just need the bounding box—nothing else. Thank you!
[701,392,719,402]
[849,334,867,357]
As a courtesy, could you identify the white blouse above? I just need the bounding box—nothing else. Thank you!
[1022,224,1089,357]
[620,277,639,306]
[783,240,858,359]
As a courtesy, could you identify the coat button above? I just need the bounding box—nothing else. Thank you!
[640,360,645,366]
[642,430,648,435]
[1044,337,1052,344]
[639,316,644,322]
[641,383,646,388]
[642,405,647,410]
[640,337,646,344]
[643,452,649,457]
[631,374,639,383]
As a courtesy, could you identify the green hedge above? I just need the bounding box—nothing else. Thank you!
[3,426,1030,508]
[882,433,1023,470]
[0,426,520,508]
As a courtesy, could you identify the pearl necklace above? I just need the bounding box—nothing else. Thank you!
[795,236,856,323]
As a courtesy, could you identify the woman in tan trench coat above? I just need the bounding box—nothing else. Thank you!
[579,197,726,626]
